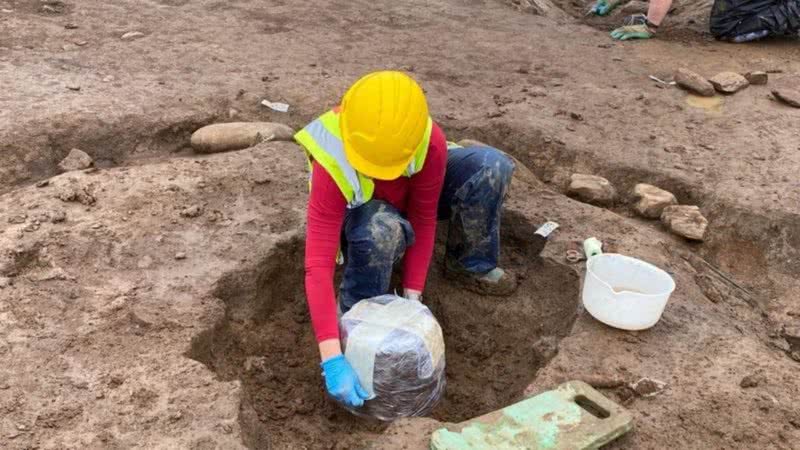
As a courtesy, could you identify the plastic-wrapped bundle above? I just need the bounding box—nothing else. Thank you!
[710,0,800,40]
[339,295,446,421]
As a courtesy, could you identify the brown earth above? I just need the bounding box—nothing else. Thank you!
[2,0,800,449]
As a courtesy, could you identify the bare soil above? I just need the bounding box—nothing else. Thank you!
[3,0,800,449]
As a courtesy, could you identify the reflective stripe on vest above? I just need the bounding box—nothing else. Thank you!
[295,110,432,208]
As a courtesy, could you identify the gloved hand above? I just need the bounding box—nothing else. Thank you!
[321,354,371,407]
[611,14,656,40]
[589,0,618,16]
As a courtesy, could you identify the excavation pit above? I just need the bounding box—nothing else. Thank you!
[188,217,581,449]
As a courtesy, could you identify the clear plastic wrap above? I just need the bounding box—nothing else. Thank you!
[339,294,446,421]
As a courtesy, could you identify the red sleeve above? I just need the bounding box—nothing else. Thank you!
[305,161,347,343]
[402,123,447,291]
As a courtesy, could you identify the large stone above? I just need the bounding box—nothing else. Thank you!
[661,205,708,241]
[57,148,93,173]
[190,122,295,154]
[633,184,677,219]
[568,174,617,206]
[709,72,750,94]
[674,68,715,97]
[745,71,768,86]
[772,77,800,108]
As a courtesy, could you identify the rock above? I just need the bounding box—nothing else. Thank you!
[174,252,187,260]
[190,122,295,154]
[7,214,27,224]
[633,184,677,219]
[50,209,66,223]
[771,77,800,108]
[56,184,96,206]
[121,31,145,40]
[661,205,708,241]
[782,326,800,351]
[0,277,10,288]
[745,71,768,85]
[740,373,766,388]
[578,374,625,389]
[35,180,50,188]
[179,205,203,218]
[66,84,81,91]
[675,68,715,97]
[773,89,800,108]
[709,72,750,94]
[620,0,650,15]
[568,174,617,206]
[57,148,93,173]
[629,377,666,397]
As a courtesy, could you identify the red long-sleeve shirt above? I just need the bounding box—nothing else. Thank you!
[304,123,447,343]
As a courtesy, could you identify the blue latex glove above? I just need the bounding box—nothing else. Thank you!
[321,355,370,407]
[589,0,618,16]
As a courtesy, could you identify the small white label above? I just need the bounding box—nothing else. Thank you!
[535,221,559,238]
[260,100,290,113]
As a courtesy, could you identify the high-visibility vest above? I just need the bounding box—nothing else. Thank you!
[294,109,433,208]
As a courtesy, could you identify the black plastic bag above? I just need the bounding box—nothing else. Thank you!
[710,0,800,39]
[339,295,446,421]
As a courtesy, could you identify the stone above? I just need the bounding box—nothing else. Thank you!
[629,377,667,397]
[674,68,715,97]
[121,31,145,40]
[7,214,26,224]
[782,326,800,351]
[661,205,708,241]
[66,84,81,91]
[772,77,800,108]
[745,71,768,85]
[57,148,93,173]
[740,373,766,388]
[633,184,677,219]
[620,0,650,15]
[179,205,203,218]
[190,122,295,154]
[0,277,10,288]
[568,174,617,206]
[50,209,67,223]
[709,72,750,94]
[174,252,187,260]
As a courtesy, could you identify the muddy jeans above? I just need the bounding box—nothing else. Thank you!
[339,145,515,313]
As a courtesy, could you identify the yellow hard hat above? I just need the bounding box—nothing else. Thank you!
[340,71,429,180]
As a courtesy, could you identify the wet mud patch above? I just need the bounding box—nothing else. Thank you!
[188,213,581,448]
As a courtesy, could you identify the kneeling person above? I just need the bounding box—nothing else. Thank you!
[298,71,516,408]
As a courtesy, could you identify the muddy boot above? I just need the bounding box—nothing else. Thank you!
[445,259,519,297]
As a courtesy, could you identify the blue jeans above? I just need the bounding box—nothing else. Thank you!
[339,146,515,313]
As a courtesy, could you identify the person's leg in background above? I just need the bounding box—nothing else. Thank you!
[438,145,517,296]
[339,200,415,313]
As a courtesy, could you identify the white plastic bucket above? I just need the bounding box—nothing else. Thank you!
[582,253,676,330]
